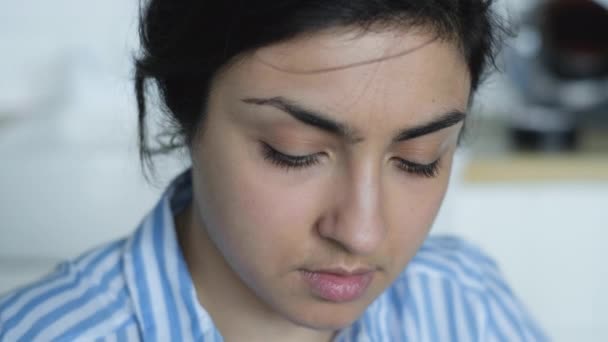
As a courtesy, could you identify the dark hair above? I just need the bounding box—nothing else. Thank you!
[134,0,508,176]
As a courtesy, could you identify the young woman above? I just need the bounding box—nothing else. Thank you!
[0,0,547,341]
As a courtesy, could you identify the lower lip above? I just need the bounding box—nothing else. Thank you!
[300,270,374,303]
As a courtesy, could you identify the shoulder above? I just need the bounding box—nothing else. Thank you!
[0,239,139,341]
[380,235,549,341]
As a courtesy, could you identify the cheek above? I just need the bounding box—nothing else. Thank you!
[231,172,317,250]
[384,155,454,265]
[194,144,324,275]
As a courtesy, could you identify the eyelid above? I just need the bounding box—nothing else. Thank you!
[392,157,441,178]
[262,142,323,158]
[261,142,323,170]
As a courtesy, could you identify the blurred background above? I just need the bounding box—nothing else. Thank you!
[0,0,606,340]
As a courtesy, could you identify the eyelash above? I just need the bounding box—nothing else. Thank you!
[262,143,322,170]
[261,142,440,178]
[392,158,440,178]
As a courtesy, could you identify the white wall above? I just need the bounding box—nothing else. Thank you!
[434,155,608,342]
[0,0,179,289]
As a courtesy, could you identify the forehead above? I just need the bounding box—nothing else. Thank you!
[255,27,442,73]
[213,27,471,127]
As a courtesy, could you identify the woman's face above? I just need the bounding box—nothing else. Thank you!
[188,28,470,330]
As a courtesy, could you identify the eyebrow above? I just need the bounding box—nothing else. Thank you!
[241,96,466,143]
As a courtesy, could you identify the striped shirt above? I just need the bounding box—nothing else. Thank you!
[0,169,548,341]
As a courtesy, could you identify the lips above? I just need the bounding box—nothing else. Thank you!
[300,268,374,303]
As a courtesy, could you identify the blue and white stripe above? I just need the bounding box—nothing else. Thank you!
[0,169,548,341]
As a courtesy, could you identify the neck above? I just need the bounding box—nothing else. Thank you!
[175,202,336,342]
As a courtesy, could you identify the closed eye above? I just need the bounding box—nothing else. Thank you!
[261,141,441,177]
[261,143,323,170]
[392,158,440,178]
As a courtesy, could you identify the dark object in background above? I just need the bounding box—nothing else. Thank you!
[507,0,608,152]
[511,127,579,151]
[543,0,608,79]
[510,106,579,151]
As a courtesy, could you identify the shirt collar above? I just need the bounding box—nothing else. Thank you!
[121,168,219,341]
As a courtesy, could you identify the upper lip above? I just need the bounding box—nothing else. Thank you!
[304,266,375,276]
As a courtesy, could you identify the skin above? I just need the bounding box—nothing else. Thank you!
[175,27,471,342]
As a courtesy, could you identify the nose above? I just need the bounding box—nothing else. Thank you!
[316,161,387,256]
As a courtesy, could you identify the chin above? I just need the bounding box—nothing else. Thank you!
[284,300,369,331]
